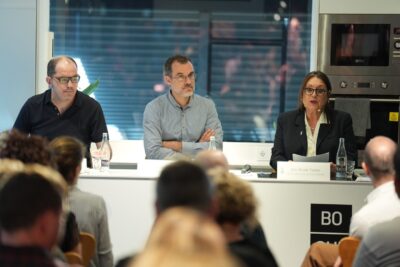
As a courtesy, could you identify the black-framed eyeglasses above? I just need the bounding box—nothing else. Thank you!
[53,75,80,84]
[304,87,327,96]
[172,73,196,83]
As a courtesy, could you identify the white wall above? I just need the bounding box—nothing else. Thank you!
[0,0,37,131]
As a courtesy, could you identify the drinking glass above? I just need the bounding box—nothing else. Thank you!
[346,160,356,180]
[90,148,101,171]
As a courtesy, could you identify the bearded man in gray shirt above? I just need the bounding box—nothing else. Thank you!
[143,55,223,159]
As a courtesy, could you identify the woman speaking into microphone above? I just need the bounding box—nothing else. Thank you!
[269,71,357,173]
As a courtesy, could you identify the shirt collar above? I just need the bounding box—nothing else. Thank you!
[45,89,82,108]
[167,89,194,109]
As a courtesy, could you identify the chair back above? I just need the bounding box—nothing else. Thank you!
[80,232,96,267]
[64,251,83,265]
[338,236,360,267]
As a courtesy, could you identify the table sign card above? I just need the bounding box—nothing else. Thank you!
[277,162,330,181]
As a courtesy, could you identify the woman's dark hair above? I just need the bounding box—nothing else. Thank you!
[297,70,333,123]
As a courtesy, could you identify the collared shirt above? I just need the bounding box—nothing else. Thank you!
[143,91,223,159]
[305,112,327,156]
[350,181,400,238]
[0,244,57,267]
[13,89,108,155]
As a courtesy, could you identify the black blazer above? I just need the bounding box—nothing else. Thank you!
[270,109,357,170]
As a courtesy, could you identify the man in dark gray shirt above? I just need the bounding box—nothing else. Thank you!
[143,55,223,159]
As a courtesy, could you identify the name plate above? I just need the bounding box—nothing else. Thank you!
[277,162,330,181]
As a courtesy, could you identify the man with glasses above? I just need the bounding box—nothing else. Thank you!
[13,55,109,165]
[143,54,223,159]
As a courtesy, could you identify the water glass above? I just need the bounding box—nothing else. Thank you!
[346,160,355,180]
[91,149,102,171]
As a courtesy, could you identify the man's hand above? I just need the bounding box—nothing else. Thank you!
[162,141,182,152]
[199,128,215,142]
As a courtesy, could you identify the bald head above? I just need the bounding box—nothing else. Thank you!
[195,150,229,171]
[363,136,397,181]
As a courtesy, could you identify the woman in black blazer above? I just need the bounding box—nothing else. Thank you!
[270,71,357,172]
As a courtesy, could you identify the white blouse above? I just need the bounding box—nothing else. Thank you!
[305,112,327,156]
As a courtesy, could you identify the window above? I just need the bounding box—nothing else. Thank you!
[50,0,311,141]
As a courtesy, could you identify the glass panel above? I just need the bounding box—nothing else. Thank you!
[50,1,311,142]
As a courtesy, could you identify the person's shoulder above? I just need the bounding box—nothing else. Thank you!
[364,217,400,245]
[278,109,301,121]
[146,93,168,107]
[77,91,101,105]
[71,188,105,206]
[144,94,168,115]
[24,90,48,105]
[192,94,216,108]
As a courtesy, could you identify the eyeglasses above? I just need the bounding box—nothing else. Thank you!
[304,87,327,96]
[53,75,80,84]
[172,73,196,83]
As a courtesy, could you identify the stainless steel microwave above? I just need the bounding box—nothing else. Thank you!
[317,14,400,96]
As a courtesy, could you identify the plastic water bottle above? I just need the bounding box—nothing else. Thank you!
[208,136,217,150]
[99,132,111,171]
[336,137,347,180]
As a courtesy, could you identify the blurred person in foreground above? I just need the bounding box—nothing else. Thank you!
[130,207,242,267]
[195,150,270,253]
[210,168,278,267]
[13,55,110,166]
[195,149,229,170]
[301,136,400,267]
[143,54,223,159]
[269,71,356,174]
[352,144,400,267]
[0,130,81,259]
[0,164,72,267]
[49,136,113,267]
[116,160,217,267]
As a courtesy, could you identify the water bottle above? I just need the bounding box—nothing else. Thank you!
[208,136,217,150]
[336,137,347,180]
[99,132,111,171]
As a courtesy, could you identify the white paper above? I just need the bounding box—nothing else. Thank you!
[292,152,329,163]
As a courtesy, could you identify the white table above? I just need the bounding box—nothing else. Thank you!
[78,168,371,267]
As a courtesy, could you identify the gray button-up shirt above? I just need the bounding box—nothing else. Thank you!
[143,91,223,159]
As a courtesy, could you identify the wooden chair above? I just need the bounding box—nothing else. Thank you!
[64,251,83,265]
[80,232,96,267]
[338,236,361,267]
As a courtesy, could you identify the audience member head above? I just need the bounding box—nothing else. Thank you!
[0,164,67,250]
[363,136,397,186]
[130,207,241,267]
[156,161,215,215]
[195,150,229,171]
[210,168,258,229]
[49,136,86,185]
[0,129,55,168]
